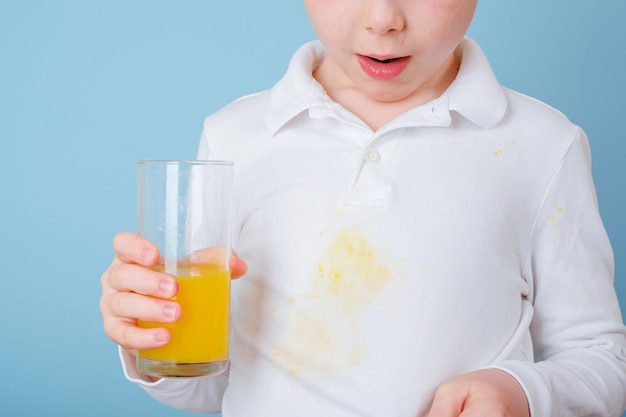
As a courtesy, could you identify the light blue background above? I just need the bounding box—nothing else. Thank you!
[1,1,624,416]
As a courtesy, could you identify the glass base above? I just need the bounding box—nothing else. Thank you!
[137,356,229,378]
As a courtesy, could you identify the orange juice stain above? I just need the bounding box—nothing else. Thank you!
[272,227,392,375]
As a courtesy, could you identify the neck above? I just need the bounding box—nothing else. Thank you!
[314,53,460,131]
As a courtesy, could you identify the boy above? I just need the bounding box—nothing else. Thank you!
[100,1,626,416]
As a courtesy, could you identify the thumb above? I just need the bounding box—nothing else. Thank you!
[230,249,248,279]
[185,246,248,279]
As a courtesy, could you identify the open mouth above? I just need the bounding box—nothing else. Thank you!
[369,57,402,64]
[358,55,410,80]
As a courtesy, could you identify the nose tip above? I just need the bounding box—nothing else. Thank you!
[365,3,405,34]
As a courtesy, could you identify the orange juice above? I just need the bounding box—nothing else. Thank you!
[138,264,230,364]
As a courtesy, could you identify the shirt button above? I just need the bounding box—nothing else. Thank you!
[364,148,381,164]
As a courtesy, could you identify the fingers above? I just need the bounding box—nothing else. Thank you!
[427,382,465,417]
[106,262,178,297]
[111,232,250,278]
[101,232,249,352]
[100,285,180,351]
[101,232,180,351]
[426,369,530,417]
[112,231,159,266]
[104,318,170,351]
[107,290,181,323]
[101,292,180,351]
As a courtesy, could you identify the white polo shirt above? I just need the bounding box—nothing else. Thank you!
[122,38,626,417]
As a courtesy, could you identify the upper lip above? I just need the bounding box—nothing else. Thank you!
[360,54,408,63]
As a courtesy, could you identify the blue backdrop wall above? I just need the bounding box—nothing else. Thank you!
[1,1,624,416]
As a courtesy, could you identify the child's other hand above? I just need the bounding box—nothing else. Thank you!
[99,232,248,354]
[427,369,530,417]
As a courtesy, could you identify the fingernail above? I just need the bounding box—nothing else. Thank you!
[141,248,155,263]
[154,330,169,343]
[163,305,177,319]
[159,279,175,295]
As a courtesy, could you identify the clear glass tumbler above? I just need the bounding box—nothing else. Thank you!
[136,160,234,377]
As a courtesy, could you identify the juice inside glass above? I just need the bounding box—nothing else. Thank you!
[138,263,231,374]
[136,160,234,378]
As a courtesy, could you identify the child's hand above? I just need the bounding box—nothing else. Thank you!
[99,232,248,354]
[100,232,181,353]
[427,369,530,417]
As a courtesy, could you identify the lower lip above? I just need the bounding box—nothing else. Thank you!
[357,55,410,80]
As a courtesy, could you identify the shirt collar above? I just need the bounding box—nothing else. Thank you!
[445,38,507,129]
[267,41,325,136]
[267,38,507,135]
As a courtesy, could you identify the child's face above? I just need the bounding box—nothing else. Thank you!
[304,0,477,104]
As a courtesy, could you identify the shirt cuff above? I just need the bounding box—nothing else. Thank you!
[118,346,163,386]
[488,361,550,417]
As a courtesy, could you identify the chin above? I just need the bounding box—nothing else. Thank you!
[363,87,413,104]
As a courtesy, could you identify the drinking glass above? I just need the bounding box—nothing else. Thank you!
[136,160,234,377]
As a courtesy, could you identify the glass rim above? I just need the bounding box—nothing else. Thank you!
[137,159,234,166]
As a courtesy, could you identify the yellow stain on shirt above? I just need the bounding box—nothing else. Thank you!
[548,204,565,230]
[271,227,392,375]
[315,229,392,315]
[548,215,563,230]
[494,140,517,157]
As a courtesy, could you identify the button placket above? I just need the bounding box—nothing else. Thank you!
[344,132,402,206]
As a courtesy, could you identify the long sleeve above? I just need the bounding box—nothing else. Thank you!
[494,129,626,416]
[119,347,229,413]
